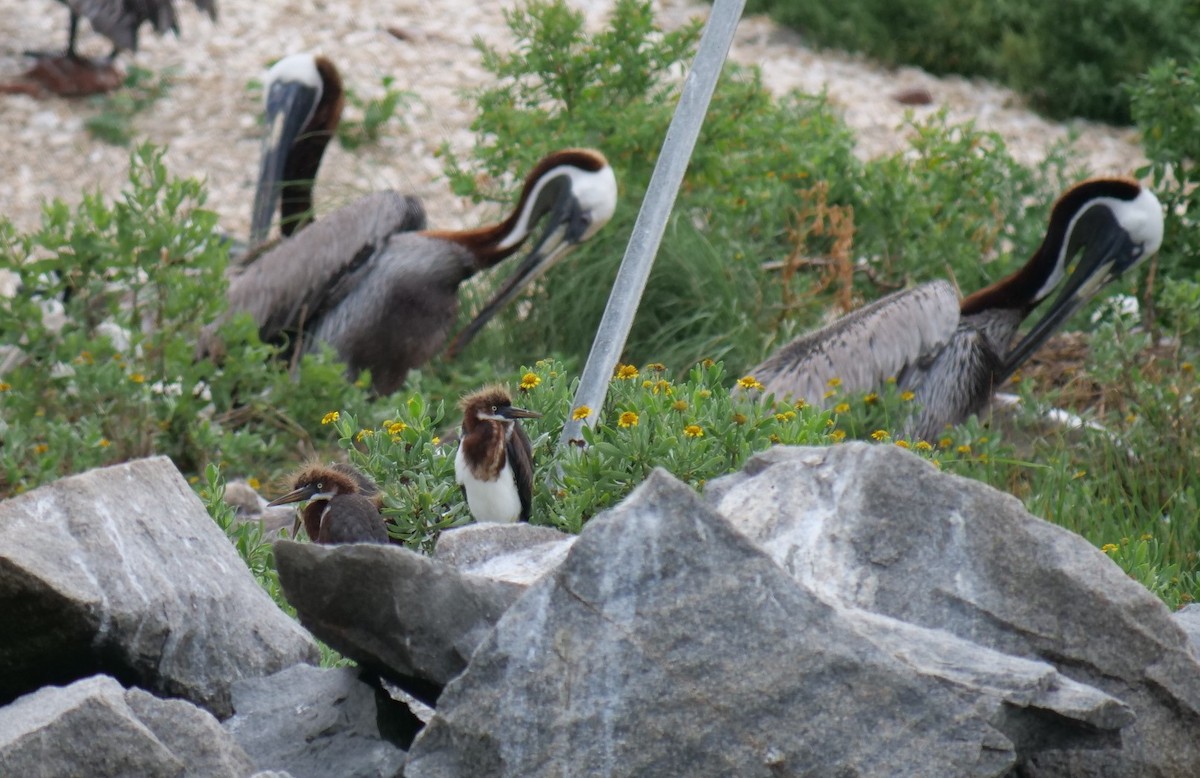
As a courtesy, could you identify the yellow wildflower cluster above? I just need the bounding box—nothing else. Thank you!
[356,429,375,442]
[0,381,10,392]
[98,438,111,449]
[129,372,146,384]
[247,476,261,490]
[672,400,689,412]
[793,399,807,410]
[321,411,340,425]
[915,441,933,452]
[829,429,846,442]
[833,403,850,414]
[863,393,879,405]
[775,410,797,422]
[956,444,971,455]
[519,372,541,390]
[615,364,639,380]
[572,406,592,421]
[827,377,841,388]
[899,391,915,402]
[870,430,889,441]
[1101,543,1119,554]
[732,413,747,425]
[894,440,910,449]
[386,421,407,435]
[618,411,639,428]
[683,424,704,438]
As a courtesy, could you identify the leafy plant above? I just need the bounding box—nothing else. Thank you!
[85,65,174,145]
[337,76,413,150]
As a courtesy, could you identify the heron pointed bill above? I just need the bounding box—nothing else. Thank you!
[499,405,542,420]
[250,79,320,245]
[1000,211,1149,382]
[267,482,320,507]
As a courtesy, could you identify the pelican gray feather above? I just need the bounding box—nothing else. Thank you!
[746,178,1164,441]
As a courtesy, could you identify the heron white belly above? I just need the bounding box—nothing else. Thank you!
[455,445,522,523]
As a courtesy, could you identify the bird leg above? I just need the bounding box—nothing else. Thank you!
[23,9,82,60]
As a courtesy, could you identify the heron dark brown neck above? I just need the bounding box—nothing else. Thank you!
[421,149,607,269]
[280,57,344,237]
[462,419,508,479]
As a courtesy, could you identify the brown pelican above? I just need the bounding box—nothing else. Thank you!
[268,462,388,544]
[215,148,617,394]
[746,178,1164,441]
[32,0,217,61]
[455,385,540,523]
[249,53,344,246]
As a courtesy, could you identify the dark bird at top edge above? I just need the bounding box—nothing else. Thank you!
[268,462,388,545]
[744,178,1164,442]
[455,385,541,524]
[29,0,218,63]
[206,146,618,395]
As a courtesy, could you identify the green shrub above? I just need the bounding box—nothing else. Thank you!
[0,145,389,497]
[744,0,1200,124]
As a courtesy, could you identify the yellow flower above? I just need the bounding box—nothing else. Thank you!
[321,411,340,425]
[956,444,971,455]
[737,375,765,391]
[651,380,672,396]
[431,436,441,446]
[870,429,889,441]
[834,403,850,414]
[1009,372,1022,384]
[33,443,49,455]
[0,381,10,392]
[733,413,747,425]
[1140,533,1153,541]
[938,437,953,450]
[616,364,639,380]
[672,400,689,412]
[1101,543,1119,554]
[827,377,842,388]
[931,459,942,469]
[247,476,261,490]
[572,405,592,421]
[885,376,897,385]
[519,372,541,390]
[823,390,836,400]
[825,418,835,427]
[894,440,910,449]
[683,424,704,438]
[645,363,667,372]
[769,433,781,443]
[1072,470,1086,480]
[900,391,915,402]
[701,358,715,368]
[77,351,94,365]
[829,429,846,442]
[386,420,407,435]
[915,441,933,452]
[98,438,111,449]
[618,411,639,428]
[775,410,796,422]
[793,399,807,410]
[863,393,879,405]
[698,390,711,399]
[129,372,146,384]
[1182,362,1194,373]
[356,429,375,442]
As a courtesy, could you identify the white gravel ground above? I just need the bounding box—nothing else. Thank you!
[0,0,1149,239]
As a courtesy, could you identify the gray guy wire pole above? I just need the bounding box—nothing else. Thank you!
[557,0,746,450]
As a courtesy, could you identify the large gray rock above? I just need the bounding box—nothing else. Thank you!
[0,674,253,777]
[1173,603,1200,662]
[406,469,1117,778]
[706,443,1200,777]
[275,541,521,692]
[433,523,576,586]
[0,457,319,717]
[224,664,408,778]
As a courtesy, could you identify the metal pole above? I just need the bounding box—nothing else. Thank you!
[557,0,746,448]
